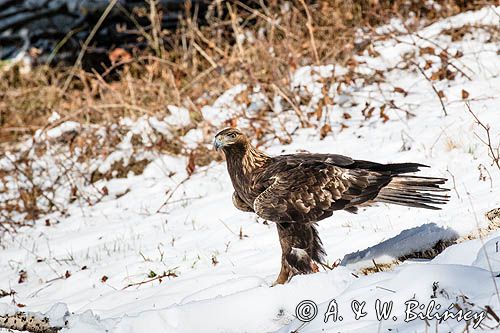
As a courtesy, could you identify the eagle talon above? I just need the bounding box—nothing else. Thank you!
[311,262,320,273]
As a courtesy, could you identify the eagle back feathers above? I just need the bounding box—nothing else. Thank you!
[252,159,392,223]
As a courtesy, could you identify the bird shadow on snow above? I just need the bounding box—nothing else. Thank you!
[340,223,460,269]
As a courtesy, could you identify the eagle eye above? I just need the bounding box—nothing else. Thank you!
[227,133,237,139]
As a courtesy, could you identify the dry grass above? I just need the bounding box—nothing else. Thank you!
[0,0,488,144]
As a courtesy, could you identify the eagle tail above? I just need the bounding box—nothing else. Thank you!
[375,176,450,210]
[354,161,428,174]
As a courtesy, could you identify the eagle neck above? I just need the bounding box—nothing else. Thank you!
[225,144,270,181]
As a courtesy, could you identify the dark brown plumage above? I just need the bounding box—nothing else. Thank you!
[214,128,449,284]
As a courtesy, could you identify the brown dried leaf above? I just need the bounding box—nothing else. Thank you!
[211,255,219,266]
[346,58,358,67]
[380,105,389,123]
[445,69,456,81]
[108,48,132,64]
[430,71,440,81]
[393,87,407,96]
[186,151,196,176]
[461,89,469,99]
[439,50,449,60]
[18,270,27,284]
[235,90,250,105]
[367,107,375,119]
[320,124,331,139]
[101,186,109,196]
[420,46,435,55]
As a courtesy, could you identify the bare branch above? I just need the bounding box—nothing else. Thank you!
[412,60,448,116]
[122,270,178,290]
[466,102,500,171]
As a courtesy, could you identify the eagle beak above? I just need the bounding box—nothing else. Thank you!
[214,137,224,151]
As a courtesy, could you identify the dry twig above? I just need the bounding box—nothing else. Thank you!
[465,102,500,171]
[412,60,448,116]
[122,270,178,290]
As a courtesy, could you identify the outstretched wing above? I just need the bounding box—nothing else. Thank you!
[253,161,392,223]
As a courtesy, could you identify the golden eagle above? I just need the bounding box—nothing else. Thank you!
[214,128,449,284]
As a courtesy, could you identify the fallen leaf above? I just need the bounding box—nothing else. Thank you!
[186,151,196,176]
[380,105,390,123]
[212,256,219,266]
[320,124,331,139]
[420,46,435,55]
[18,270,27,284]
[101,186,109,196]
[108,48,132,64]
[394,87,407,95]
[430,71,440,81]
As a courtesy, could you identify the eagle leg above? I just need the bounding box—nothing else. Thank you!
[274,222,326,285]
[272,255,292,286]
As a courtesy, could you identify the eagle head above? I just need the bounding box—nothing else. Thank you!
[214,127,247,152]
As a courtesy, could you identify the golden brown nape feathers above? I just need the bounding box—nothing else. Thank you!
[215,128,450,285]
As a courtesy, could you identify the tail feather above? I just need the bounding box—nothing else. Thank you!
[375,176,450,210]
[383,162,429,174]
[353,161,428,174]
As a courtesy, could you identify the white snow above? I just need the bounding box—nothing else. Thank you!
[201,84,248,127]
[43,121,81,140]
[341,223,459,270]
[165,106,192,128]
[48,112,61,123]
[1,6,500,333]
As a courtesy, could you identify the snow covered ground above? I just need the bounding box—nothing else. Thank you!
[1,6,500,333]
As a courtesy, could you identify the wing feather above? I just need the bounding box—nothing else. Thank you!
[253,163,390,223]
[232,192,254,212]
